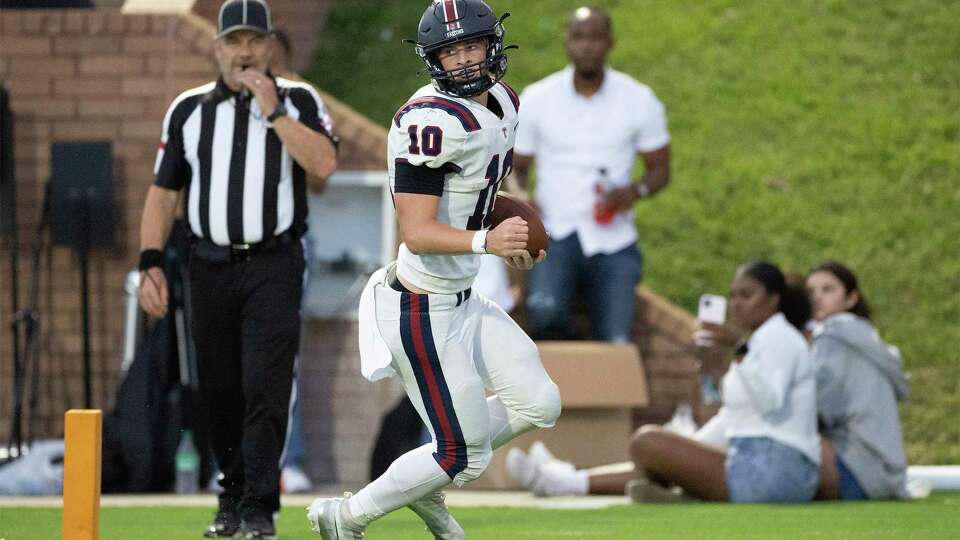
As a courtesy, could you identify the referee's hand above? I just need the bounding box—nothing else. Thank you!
[236,69,279,115]
[139,267,169,319]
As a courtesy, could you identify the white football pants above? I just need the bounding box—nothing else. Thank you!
[347,265,561,524]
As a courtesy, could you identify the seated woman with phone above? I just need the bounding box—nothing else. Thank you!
[508,261,821,502]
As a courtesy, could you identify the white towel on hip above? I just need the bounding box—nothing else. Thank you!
[358,266,396,382]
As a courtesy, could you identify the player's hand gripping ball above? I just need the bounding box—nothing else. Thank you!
[489,193,548,258]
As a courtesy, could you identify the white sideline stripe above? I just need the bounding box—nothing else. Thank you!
[0,492,629,510]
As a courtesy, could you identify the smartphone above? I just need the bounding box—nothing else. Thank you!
[697,294,727,325]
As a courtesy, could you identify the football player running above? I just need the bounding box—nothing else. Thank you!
[308,1,559,538]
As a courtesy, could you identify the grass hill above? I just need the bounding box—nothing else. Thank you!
[307,0,960,464]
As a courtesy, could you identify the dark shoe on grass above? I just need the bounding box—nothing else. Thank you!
[237,513,277,540]
[203,497,240,537]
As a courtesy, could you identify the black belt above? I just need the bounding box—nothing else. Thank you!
[389,277,472,306]
[193,231,298,264]
[389,278,414,293]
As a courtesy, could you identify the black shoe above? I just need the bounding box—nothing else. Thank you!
[202,498,240,538]
[237,514,277,540]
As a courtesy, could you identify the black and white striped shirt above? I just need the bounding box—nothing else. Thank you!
[154,77,334,246]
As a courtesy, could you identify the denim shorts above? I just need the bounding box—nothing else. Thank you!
[725,436,819,503]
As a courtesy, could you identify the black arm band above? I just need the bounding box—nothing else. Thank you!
[138,249,164,272]
[394,160,445,196]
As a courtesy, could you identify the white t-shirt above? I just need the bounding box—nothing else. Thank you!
[514,66,670,256]
[388,81,521,293]
[721,313,821,464]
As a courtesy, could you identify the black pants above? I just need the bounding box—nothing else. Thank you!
[189,241,304,517]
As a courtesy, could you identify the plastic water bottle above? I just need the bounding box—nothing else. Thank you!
[175,430,200,495]
[593,167,615,225]
[700,373,722,406]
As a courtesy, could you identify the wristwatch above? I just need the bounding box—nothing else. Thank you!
[634,183,651,199]
[267,103,288,123]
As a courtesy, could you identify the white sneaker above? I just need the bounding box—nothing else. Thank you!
[282,466,313,494]
[531,462,580,497]
[528,441,575,472]
[505,447,535,488]
[408,491,465,540]
[306,492,365,539]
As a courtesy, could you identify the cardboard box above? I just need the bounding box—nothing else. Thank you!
[465,341,648,490]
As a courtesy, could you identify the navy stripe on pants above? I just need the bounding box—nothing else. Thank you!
[398,293,468,479]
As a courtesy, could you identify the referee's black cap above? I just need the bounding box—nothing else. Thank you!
[217,0,272,39]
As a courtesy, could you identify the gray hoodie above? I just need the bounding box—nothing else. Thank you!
[811,313,910,499]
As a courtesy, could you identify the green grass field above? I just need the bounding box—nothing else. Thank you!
[1,496,957,539]
[308,0,960,464]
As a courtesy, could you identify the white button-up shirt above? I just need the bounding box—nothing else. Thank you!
[721,313,821,464]
[514,66,670,256]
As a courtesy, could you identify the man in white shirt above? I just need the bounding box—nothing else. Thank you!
[513,6,671,342]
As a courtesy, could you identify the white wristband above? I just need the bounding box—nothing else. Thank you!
[471,230,488,254]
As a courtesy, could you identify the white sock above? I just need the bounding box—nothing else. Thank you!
[533,464,590,497]
[347,444,451,527]
[567,469,590,495]
[486,396,537,449]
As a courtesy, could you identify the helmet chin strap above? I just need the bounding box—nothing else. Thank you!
[434,64,496,98]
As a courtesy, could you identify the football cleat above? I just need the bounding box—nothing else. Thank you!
[307,492,365,539]
[408,491,466,540]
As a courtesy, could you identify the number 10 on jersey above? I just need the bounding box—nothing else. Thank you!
[407,124,443,157]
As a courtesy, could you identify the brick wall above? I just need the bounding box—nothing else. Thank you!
[0,7,218,440]
[191,0,332,73]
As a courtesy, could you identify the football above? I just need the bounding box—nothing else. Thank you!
[488,192,549,257]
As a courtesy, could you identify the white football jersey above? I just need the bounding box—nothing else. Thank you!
[388,81,520,293]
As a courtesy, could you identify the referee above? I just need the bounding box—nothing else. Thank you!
[137,1,337,538]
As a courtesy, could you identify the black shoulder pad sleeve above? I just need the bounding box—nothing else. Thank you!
[394,159,446,196]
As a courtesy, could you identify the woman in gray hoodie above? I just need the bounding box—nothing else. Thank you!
[806,262,910,500]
